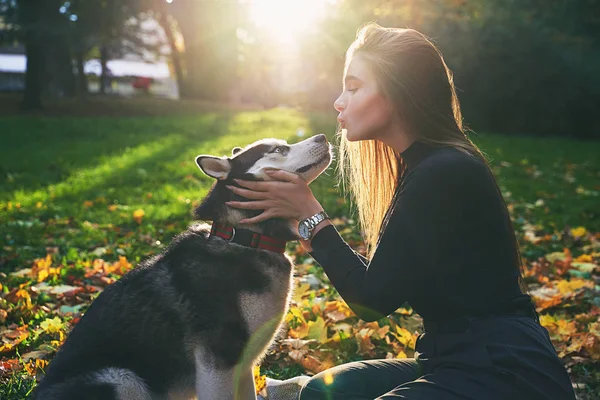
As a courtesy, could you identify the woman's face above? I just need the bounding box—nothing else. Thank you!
[333,56,395,142]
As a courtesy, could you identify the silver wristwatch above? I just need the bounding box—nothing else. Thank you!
[298,211,329,240]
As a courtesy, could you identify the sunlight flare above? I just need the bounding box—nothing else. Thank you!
[247,0,335,45]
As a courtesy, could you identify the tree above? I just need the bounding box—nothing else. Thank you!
[155,0,240,100]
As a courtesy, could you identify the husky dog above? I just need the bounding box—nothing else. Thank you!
[33,134,332,400]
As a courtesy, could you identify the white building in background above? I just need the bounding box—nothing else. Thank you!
[0,51,178,99]
[0,53,26,92]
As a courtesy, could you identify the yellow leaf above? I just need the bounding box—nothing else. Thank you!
[555,279,593,295]
[37,268,49,283]
[589,322,600,336]
[133,209,145,223]
[292,283,311,303]
[15,289,33,309]
[0,343,14,354]
[570,227,587,238]
[108,204,118,212]
[396,350,407,359]
[36,359,48,370]
[394,326,413,346]
[83,200,94,208]
[253,365,266,394]
[539,314,556,329]
[307,317,328,342]
[556,319,577,337]
[40,317,64,334]
[105,256,132,275]
[574,254,593,263]
[289,322,310,339]
[545,251,567,263]
[24,361,35,375]
[286,306,306,325]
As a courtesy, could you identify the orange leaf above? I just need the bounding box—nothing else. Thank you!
[533,294,562,311]
[289,322,310,339]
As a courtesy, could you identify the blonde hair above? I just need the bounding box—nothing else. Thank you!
[337,23,523,286]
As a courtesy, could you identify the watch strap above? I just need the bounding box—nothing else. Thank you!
[309,211,329,228]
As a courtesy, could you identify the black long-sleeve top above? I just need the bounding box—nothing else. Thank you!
[310,141,530,323]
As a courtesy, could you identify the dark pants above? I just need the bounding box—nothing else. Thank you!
[299,315,576,399]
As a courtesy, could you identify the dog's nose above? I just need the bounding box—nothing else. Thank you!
[314,134,327,143]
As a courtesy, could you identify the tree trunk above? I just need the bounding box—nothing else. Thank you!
[75,50,88,96]
[19,0,46,110]
[175,1,238,100]
[22,31,44,110]
[157,11,187,98]
[46,32,76,97]
[56,34,76,97]
[100,45,109,94]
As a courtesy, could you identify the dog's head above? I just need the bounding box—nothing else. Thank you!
[194,134,332,239]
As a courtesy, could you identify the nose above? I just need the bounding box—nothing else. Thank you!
[333,93,345,112]
[314,134,327,143]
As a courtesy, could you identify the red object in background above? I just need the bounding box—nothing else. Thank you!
[132,77,153,90]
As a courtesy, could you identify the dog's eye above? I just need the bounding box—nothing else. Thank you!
[272,146,283,154]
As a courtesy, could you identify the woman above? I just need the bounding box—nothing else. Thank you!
[226,24,576,400]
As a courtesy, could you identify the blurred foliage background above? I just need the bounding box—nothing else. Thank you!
[1,0,599,138]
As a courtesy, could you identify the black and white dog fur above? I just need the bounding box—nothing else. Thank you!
[33,134,332,400]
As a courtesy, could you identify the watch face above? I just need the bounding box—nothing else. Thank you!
[299,221,311,240]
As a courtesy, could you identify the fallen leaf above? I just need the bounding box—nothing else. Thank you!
[133,209,145,224]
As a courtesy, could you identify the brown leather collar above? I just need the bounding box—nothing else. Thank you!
[210,222,287,254]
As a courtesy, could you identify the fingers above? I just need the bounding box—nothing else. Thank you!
[233,179,270,191]
[226,185,267,200]
[266,170,300,183]
[239,212,272,225]
[226,200,269,210]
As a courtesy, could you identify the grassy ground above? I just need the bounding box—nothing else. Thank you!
[0,97,598,398]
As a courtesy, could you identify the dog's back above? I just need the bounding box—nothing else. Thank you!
[34,224,293,400]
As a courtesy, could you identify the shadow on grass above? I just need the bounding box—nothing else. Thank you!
[0,114,234,198]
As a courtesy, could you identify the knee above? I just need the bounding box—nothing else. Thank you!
[299,376,325,400]
[299,372,340,400]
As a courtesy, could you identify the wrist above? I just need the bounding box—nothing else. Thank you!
[297,199,325,221]
[298,209,329,242]
[299,219,331,252]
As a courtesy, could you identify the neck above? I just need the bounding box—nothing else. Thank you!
[377,122,415,154]
[195,182,297,241]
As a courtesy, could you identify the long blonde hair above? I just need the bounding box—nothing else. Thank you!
[337,23,523,286]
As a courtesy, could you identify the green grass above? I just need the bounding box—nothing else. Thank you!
[0,104,599,398]
[0,109,351,272]
[4,109,596,271]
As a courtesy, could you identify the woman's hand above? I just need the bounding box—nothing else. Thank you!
[225,170,324,225]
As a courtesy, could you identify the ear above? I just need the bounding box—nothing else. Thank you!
[196,155,231,180]
[232,147,243,156]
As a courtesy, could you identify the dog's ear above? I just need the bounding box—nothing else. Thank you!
[196,156,231,180]
[231,147,243,156]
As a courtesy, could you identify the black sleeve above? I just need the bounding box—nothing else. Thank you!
[309,157,471,321]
